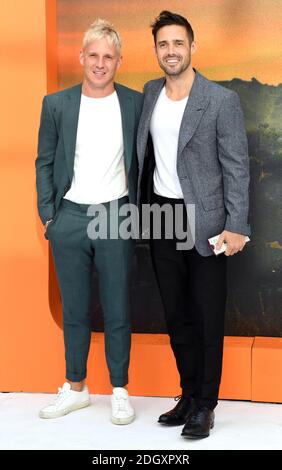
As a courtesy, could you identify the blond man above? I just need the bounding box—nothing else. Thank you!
[36,19,143,424]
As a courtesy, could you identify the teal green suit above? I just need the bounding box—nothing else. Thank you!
[36,83,143,225]
[36,83,143,385]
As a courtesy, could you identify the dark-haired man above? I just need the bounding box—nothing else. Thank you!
[137,11,250,438]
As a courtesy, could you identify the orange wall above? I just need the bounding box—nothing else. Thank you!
[0,0,64,391]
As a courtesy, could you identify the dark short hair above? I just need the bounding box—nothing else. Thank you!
[151,10,194,45]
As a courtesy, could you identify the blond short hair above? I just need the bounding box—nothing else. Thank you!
[83,19,122,53]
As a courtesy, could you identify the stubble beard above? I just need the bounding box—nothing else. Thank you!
[159,55,191,77]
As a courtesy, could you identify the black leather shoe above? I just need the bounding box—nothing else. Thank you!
[158,396,196,426]
[181,406,215,438]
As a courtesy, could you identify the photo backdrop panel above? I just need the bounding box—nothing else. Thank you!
[54,0,282,336]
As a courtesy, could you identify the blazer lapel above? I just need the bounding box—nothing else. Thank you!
[62,83,137,181]
[137,77,165,166]
[62,84,82,182]
[177,72,210,158]
[115,83,135,174]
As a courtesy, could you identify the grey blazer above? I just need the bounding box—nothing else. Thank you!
[137,70,251,257]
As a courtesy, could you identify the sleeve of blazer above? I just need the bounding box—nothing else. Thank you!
[35,96,58,225]
[217,91,251,236]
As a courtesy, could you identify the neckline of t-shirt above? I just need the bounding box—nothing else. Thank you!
[81,91,117,102]
[162,86,189,103]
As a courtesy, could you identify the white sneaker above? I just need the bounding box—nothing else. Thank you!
[111,387,135,425]
[39,382,90,419]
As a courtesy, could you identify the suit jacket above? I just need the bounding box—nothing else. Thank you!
[36,83,143,225]
[137,70,251,257]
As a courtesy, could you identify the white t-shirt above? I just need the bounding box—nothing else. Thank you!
[150,86,188,199]
[64,91,128,204]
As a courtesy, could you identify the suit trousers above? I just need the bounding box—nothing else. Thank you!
[45,196,134,387]
[150,194,227,409]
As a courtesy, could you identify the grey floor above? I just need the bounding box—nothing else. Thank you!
[0,393,281,450]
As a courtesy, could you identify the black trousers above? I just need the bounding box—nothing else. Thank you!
[150,194,227,410]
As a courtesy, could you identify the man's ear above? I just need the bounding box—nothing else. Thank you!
[79,49,84,66]
[117,54,122,70]
[191,41,197,55]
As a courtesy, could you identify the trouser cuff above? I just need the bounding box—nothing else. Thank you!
[66,371,87,382]
[110,375,128,387]
[195,398,218,410]
[182,388,194,399]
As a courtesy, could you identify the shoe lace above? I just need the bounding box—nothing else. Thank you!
[115,396,128,412]
[115,397,131,411]
[53,386,69,405]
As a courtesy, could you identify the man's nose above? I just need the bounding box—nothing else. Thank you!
[167,44,177,56]
[96,57,104,68]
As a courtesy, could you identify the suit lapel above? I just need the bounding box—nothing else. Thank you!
[137,77,165,165]
[177,72,210,158]
[62,83,136,181]
[115,83,135,174]
[62,84,82,182]
[138,72,210,165]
